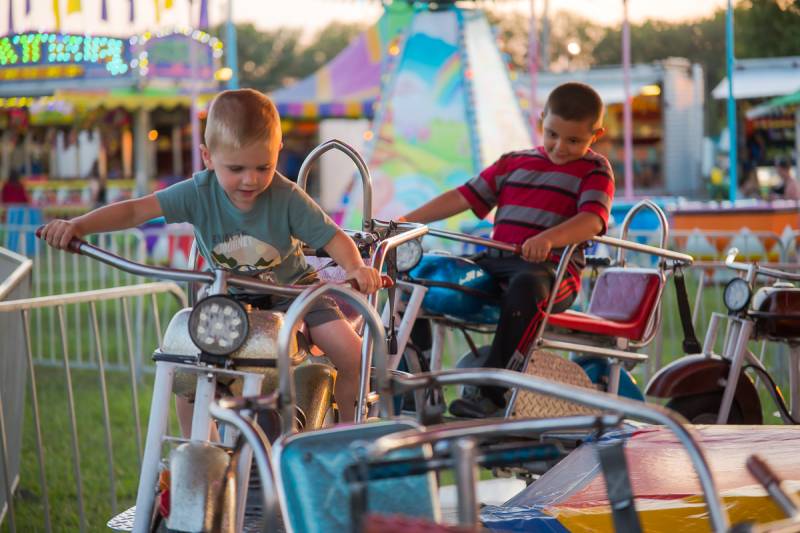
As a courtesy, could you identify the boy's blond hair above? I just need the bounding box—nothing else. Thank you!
[204,88,281,152]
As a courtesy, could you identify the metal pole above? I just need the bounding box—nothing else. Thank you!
[726,0,738,202]
[622,0,634,200]
[383,369,730,532]
[540,0,550,71]
[528,0,540,145]
[190,2,202,174]
[795,107,799,180]
[225,0,239,90]
[452,438,479,529]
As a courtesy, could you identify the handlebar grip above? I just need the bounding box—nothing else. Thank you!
[747,454,779,489]
[35,225,85,254]
[747,454,800,518]
[346,275,394,292]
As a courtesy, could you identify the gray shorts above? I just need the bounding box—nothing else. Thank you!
[269,295,344,327]
[236,293,344,327]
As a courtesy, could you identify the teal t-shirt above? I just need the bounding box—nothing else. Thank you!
[155,170,338,285]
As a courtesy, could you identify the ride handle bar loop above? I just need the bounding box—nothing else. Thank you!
[726,247,800,283]
[34,228,393,295]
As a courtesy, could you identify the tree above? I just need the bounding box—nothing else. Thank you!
[736,0,800,58]
[293,22,366,83]
[486,8,604,72]
[210,21,365,92]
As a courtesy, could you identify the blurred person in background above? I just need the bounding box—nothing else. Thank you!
[0,170,30,205]
[770,158,799,201]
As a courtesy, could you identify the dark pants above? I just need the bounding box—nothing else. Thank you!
[475,256,580,406]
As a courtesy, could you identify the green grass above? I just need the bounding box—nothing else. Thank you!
[5,366,181,532]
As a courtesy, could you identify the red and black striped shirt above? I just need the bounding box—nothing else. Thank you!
[457,146,615,271]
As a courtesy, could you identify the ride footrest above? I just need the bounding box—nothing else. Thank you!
[107,506,136,531]
[106,505,271,532]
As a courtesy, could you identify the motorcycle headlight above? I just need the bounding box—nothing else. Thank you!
[723,277,751,313]
[396,239,423,273]
[188,295,249,356]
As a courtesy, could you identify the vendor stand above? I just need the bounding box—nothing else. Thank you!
[0,28,224,220]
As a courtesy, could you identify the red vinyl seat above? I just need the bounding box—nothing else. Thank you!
[548,269,662,341]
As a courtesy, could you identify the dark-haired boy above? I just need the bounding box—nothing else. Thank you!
[402,82,615,417]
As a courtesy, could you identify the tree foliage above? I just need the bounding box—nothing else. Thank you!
[489,0,800,88]
[210,21,365,92]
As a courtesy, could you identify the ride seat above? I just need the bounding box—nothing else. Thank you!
[547,268,662,341]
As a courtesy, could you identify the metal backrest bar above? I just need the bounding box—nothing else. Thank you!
[297,139,374,233]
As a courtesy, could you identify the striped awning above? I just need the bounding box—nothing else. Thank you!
[274,100,376,120]
[269,3,413,120]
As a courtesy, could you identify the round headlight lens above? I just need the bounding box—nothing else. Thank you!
[396,239,423,273]
[188,295,249,356]
[723,277,751,313]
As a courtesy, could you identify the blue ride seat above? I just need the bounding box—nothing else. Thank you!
[272,419,440,533]
[4,206,42,256]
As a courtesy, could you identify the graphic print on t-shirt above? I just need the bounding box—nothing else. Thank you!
[210,233,282,281]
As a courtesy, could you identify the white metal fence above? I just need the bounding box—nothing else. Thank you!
[0,247,32,531]
[0,281,186,532]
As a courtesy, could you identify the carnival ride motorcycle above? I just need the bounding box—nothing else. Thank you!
[34,219,422,532]
[647,247,800,425]
[385,200,694,415]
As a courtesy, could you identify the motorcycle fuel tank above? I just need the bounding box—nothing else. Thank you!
[407,253,501,324]
[750,285,800,341]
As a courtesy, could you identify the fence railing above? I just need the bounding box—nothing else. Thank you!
[0,281,186,533]
[0,247,33,532]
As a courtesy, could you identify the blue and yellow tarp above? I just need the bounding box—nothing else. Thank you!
[482,425,800,532]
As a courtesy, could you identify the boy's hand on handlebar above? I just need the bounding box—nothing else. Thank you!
[39,220,83,251]
[521,234,552,263]
[347,265,382,294]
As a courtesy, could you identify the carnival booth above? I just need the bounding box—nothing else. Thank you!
[656,56,800,259]
[0,28,224,219]
[713,56,800,183]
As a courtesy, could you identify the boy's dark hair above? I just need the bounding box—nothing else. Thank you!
[544,82,604,126]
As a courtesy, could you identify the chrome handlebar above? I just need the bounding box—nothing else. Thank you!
[726,247,800,282]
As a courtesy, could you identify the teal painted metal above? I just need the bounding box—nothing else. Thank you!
[726,0,738,202]
[275,420,437,533]
[225,0,239,90]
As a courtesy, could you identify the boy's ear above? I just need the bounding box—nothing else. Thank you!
[199,145,213,169]
[592,127,606,142]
